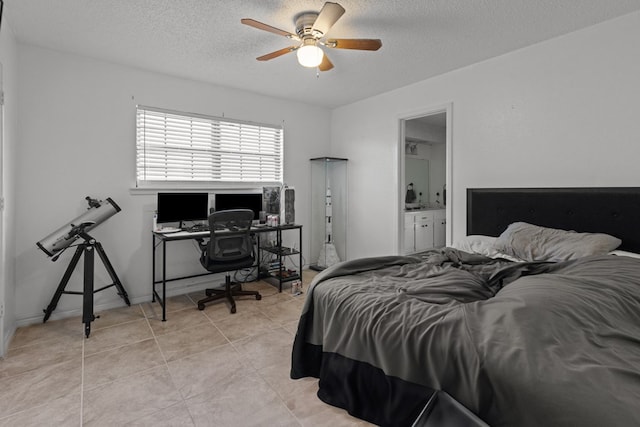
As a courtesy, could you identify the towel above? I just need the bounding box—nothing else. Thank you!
[405,188,417,203]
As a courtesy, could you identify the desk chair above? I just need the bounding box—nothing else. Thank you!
[196,209,261,313]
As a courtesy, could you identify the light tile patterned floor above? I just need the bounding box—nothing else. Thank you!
[0,271,374,426]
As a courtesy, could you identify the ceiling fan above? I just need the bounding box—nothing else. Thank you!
[241,2,382,71]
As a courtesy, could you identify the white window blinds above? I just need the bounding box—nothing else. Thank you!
[136,106,283,186]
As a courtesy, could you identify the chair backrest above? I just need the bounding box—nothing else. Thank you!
[205,209,255,264]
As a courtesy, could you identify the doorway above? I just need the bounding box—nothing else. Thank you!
[398,104,452,254]
[0,63,4,356]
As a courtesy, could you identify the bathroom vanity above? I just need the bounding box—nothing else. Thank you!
[404,208,446,254]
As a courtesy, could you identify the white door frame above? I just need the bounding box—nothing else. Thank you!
[397,103,453,254]
[0,62,5,356]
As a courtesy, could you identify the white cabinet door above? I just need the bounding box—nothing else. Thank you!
[433,209,446,247]
[434,218,446,247]
[404,223,415,254]
[415,220,434,252]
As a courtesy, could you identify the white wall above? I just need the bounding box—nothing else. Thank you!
[331,10,640,259]
[11,9,640,326]
[0,21,19,353]
[15,44,331,324]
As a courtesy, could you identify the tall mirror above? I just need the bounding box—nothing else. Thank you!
[404,113,446,209]
[405,156,429,208]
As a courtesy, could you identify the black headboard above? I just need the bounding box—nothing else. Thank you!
[467,187,640,253]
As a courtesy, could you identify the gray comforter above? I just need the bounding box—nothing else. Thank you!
[291,249,640,426]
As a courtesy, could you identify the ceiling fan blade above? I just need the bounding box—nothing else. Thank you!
[241,18,300,40]
[325,38,382,51]
[256,46,296,61]
[318,53,334,71]
[311,2,345,36]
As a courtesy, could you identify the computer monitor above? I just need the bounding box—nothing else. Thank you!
[214,193,263,220]
[156,192,209,224]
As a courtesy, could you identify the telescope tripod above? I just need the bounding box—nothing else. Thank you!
[43,232,130,338]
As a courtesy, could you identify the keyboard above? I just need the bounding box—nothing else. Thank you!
[158,227,181,233]
[184,225,209,232]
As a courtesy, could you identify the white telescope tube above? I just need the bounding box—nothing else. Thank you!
[36,197,121,258]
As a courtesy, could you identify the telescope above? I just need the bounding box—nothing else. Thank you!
[37,196,129,338]
[37,197,121,259]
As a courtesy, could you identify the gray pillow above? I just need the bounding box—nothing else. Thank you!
[493,222,621,262]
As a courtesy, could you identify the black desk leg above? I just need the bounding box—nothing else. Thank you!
[278,229,283,292]
[162,240,167,321]
[152,233,156,302]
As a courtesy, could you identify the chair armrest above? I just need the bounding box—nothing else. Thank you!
[195,238,208,252]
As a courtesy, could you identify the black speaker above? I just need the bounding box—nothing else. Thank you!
[282,187,295,224]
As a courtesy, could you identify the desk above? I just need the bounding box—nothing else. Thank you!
[152,224,302,321]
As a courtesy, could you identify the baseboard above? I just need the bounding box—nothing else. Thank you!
[14,275,221,329]
[2,323,17,357]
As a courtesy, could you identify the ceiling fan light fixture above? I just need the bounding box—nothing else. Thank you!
[296,44,324,68]
[242,2,381,72]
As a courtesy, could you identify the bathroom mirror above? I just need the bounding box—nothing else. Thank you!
[405,158,429,209]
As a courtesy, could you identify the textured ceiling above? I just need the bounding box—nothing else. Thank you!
[5,0,640,108]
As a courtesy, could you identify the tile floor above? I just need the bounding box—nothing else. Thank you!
[0,271,374,426]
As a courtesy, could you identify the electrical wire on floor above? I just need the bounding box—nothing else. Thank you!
[234,264,283,299]
[234,265,258,283]
[193,234,306,299]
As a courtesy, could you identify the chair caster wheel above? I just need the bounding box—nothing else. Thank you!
[256,294,262,300]
[197,303,205,310]
[230,306,236,314]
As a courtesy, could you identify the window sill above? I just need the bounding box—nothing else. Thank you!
[129,182,283,195]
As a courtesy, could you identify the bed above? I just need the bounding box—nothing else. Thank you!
[291,188,640,427]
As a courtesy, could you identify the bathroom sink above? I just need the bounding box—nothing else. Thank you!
[406,203,445,211]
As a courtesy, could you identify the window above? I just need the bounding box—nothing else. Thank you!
[136,106,283,187]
